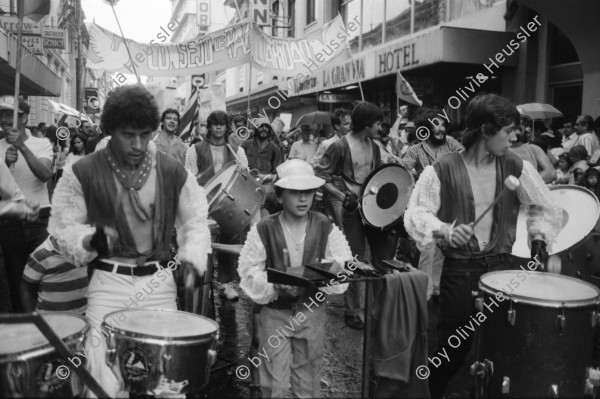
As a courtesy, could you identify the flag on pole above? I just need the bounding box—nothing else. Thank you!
[396,70,423,107]
[22,0,52,22]
[178,87,200,141]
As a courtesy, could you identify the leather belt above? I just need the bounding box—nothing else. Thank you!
[94,260,172,277]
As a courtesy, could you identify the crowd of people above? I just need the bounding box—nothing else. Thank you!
[1,84,598,398]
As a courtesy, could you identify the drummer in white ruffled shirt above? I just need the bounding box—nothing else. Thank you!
[404,93,563,398]
[48,85,212,397]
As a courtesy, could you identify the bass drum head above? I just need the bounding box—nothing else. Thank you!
[511,185,600,258]
[360,164,413,229]
[0,313,88,357]
[479,270,600,307]
[203,162,237,205]
[104,309,218,340]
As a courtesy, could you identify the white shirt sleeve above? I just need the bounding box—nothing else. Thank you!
[185,146,199,178]
[238,225,278,304]
[174,171,212,276]
[47,164,98,266]
[517,160,564,251]
[403,166,448,251]
[321,225,352,294]
[237,146,249,169]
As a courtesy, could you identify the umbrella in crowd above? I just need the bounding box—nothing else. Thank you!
[517,103,563,120]
[294,111,331,127]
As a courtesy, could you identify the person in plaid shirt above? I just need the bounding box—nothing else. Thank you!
[399,109,463,179]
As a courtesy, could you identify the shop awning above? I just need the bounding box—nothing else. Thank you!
[290,26,516,97]
[0,28,61,96]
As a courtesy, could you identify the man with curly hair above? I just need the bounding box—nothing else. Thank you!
[48,85,212,397]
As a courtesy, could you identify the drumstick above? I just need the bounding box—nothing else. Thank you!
[358,186,378,202]
[472,176,520,227]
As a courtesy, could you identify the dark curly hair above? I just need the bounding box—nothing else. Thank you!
[414,107,445,132]
[101,85,160,136]
[70,133,88,155]
[161,108,180,122]
[461,93,520,150]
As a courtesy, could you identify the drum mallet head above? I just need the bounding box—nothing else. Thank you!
[473,175,520,227]
[358,186,378,201]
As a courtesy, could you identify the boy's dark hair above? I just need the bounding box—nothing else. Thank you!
[351,102,383,132]
[161,108,180,122]
[461,93,520,150]
[330,108,349,130]
[558,153,572,168]
[101,85,159,136]
[569,145,588,161]
[207,111,229,130]
[381,122,391,128]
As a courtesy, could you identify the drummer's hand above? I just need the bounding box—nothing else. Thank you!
[342,191,359,212]
[530,239,548,268]
[273,284,299,301]
[83,226,119,257]
[450,223,474,247]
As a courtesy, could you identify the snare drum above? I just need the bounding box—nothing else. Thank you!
[204,162,265,243]
[359,163,413,230]
[477,271,600,397]
[103,309,218,395]
[511,185,600,281]
[0,313,88,398]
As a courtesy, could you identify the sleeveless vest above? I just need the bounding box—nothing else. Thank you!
[433,152,523,258]
[194,141,236,186]
[257,211,332,307]
[72,148,188,260]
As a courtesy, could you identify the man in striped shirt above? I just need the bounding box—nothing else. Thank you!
[21,236,88,314]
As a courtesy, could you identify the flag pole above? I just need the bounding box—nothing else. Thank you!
[246,3,253,126]
[345,43,364,101]
[109,1,141,84]
[12,0,24,131]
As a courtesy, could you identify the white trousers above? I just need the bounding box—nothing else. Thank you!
[418,245,444,299]
[84,268,177,398]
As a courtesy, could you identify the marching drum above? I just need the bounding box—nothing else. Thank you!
[476,271,600,397]
[511,185,600,281]
[103,309,219,395]
[359,163,413,230]
[0,313,88,397]
[204,162,265,243]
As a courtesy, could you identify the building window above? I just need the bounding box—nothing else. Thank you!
[306,0,315,25]
[272,0,280,36]
[287,0,296,37]
[342,0,361,52]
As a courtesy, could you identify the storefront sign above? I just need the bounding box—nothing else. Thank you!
[322,58,365,89]
[22,35,43,54]
[42,29,66,49]
[0,16,42,34]
[319,93,356,103]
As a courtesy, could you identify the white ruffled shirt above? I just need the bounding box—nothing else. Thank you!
[48,145,212,276]
[185,144,248,182]
[404,160,563,252]
[238,223,354,304]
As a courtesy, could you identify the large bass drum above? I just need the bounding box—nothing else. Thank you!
[103,309,218,396]
[0,313,88,398]
[204,162,265,243]
[511,185,600,282]
[359,163,413,230]
[476,271,600,397]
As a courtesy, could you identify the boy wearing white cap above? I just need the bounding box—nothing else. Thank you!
[238,159,353,398]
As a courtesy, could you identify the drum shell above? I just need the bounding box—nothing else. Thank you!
[478,282,597,397]
[205,163,264,243]
[0,315,88,398]
[103,311,218,394]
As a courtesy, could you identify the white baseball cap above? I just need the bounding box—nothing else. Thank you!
[274,159,325,190]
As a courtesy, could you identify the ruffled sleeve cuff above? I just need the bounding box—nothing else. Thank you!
[404,166,446,250]
[47,164,97,266]
[175,171,212,276]
[320,225,353,294]
[238,225,278,304]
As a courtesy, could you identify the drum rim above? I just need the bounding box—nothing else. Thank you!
[102,308,219,341]
[479,270,600,308]
[359,163,414,229]
[512,184,600,258]
[0,312,89,362]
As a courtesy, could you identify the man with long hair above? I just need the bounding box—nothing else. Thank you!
[404,93,563,397]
